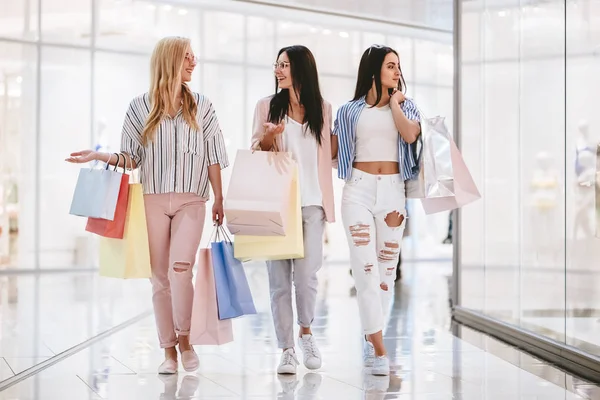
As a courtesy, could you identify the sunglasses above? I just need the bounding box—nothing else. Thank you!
[367,44,385,56]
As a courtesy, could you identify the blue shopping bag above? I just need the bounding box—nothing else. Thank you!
[211,226,257,320]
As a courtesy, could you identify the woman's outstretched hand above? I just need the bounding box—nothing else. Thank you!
[65,150,97,164]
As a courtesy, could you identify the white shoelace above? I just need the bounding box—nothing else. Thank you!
[303,338,319,358]
[283,351,299,366]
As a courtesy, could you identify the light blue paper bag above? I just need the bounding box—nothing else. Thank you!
[69,163,123,220]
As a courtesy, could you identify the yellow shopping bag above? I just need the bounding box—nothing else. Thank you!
[99,181,151,278]
[234,167,304,261]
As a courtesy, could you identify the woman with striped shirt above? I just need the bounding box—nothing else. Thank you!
[332,45,421,376]
[66,37,229,374]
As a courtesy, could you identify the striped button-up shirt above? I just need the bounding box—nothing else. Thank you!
[120,92,229,199]
[333,96,421,181]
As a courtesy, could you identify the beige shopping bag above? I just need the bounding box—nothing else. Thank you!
[233,167,304,261]
[98,178,151,279]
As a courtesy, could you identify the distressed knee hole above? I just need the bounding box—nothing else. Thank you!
[349,223,370,246]
[380,283,389,291]
[378,241,400,263]
[384,211,404,228]
[172,262,191,273]
[364,263,374,274]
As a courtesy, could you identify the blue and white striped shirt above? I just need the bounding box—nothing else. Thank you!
[333,96,421,181]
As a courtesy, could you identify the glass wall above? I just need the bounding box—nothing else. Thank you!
[0,0,452,271]
[459,0,600,357]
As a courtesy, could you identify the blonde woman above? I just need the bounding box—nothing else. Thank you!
[66,37,229,374]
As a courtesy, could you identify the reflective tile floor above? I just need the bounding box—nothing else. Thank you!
[0,261,598,399]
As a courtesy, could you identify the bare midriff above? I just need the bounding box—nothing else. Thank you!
[353,161,399,175]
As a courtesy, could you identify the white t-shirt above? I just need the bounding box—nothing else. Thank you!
[282,116,322,207]
[355,105,399,162]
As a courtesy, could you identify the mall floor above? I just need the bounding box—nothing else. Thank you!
[0,259,598,399]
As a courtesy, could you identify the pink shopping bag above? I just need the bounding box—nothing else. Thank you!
[225,149,297,236]
[189,248,233,345]
[420,139,481,215]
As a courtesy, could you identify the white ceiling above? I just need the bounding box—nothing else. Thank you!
[236,0,454,30]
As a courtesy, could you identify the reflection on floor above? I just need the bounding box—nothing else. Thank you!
[0,262,597,399]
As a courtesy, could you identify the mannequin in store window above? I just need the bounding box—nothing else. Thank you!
[573,120,595,239]
[66,36,229,375]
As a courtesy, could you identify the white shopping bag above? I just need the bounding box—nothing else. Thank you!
[406,115,454,199]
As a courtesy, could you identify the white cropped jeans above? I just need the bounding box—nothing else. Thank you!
[341,168,407,335]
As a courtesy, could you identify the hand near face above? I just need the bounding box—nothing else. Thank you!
[390,89,406,105]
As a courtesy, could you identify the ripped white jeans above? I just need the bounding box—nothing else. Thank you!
[341,168,407,335]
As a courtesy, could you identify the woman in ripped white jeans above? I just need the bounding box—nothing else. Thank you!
[331,44,421,376]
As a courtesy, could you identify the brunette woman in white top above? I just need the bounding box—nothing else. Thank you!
[66,36,229,375]
[251,45,335,375]
[332,45,421,376]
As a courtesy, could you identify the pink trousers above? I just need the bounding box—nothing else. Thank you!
[144,192,206,348]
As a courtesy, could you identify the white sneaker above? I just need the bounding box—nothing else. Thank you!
[277,348,299,375]
[299,334,322,370]
[363,340,375,367]
[372,356,390,376]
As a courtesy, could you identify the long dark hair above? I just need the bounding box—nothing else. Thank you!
[269,45,324,145]
[352,45,407,106]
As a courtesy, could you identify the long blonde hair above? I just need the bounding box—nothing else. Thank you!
[142,36,199,143]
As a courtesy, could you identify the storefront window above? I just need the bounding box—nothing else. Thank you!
[459,0,600,358]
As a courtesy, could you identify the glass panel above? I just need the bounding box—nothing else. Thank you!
[362,32,386,49]
[247,16,275,66]
[202,63,244,165]
[41,0,91,45]
[94,52,149,165]
[460,0,568,343]
[414,40,453,87]
[203,12,244,62]
[459,2,499,313]
[0,0,38,40]
[320,76,354,114]
[39,48,91,269]
[246,67,275,137]
[483,60,520,323]
[96,1,200,53]
[0,42,37,270]
[518,0,566,342]
[566,0,600,356]
[459,61,485,311]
